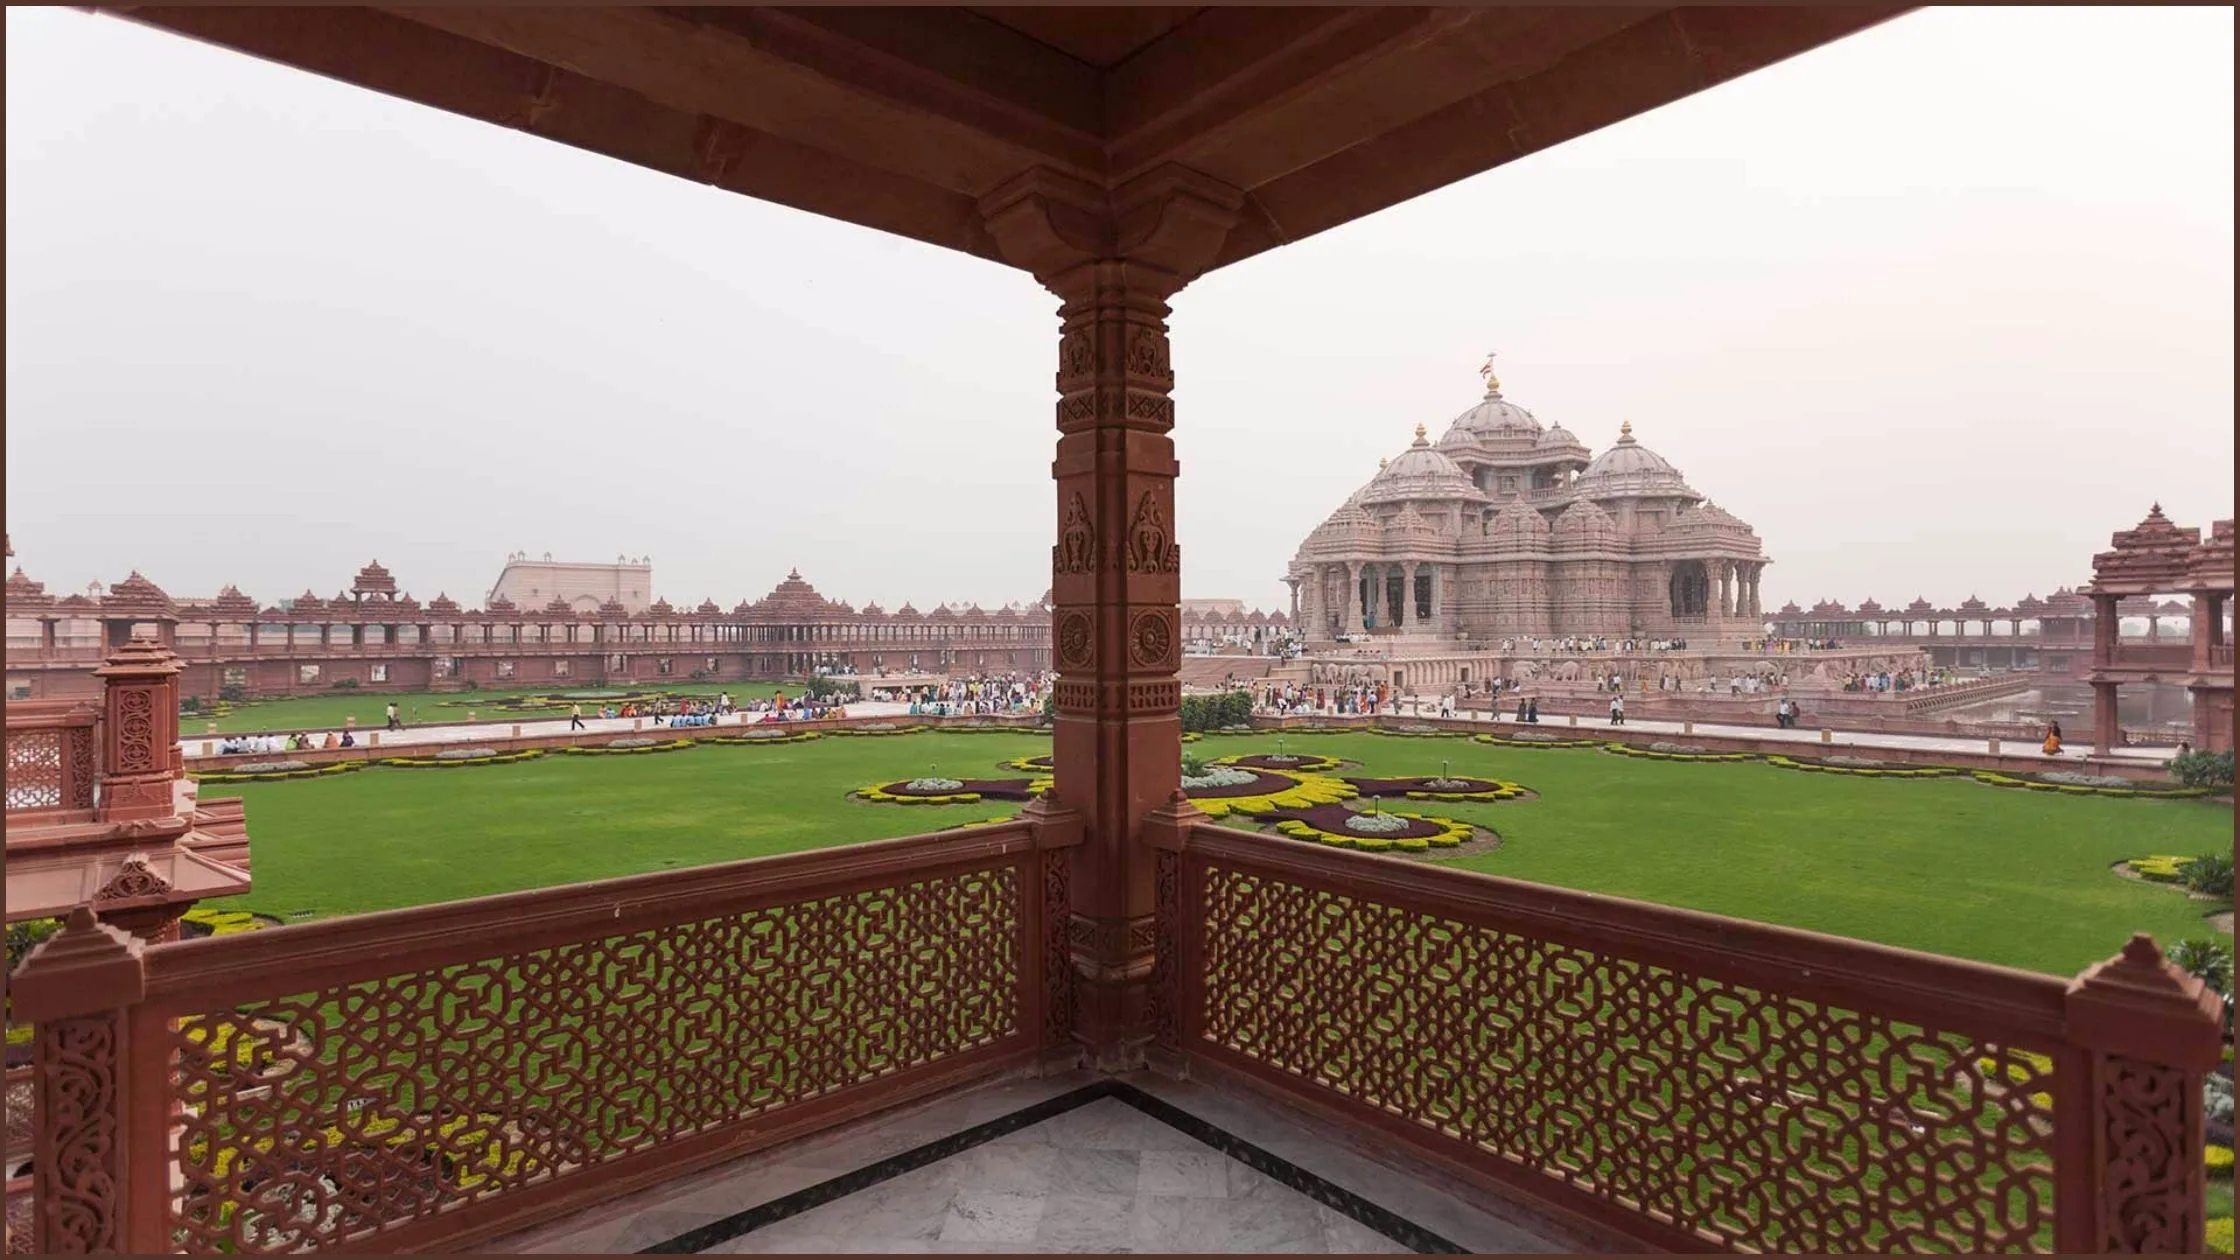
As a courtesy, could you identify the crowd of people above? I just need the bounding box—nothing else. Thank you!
[1493,636,1695,654]
[888,672,1049,717]
[1834,667,1954,694]
[215,730,356,755]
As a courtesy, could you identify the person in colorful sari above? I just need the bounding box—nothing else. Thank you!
[2042,721,2064,757]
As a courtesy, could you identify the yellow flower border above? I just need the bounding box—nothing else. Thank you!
[707,731,823,746]
[1186,769,1357,818]
[1269,809,1472,852]
[1212,752,1345,773]
[854,776,1051,807]
[558,739,699,757]
[1471,732,1604,750]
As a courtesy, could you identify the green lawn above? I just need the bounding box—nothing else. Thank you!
[203,729,2230,978]
[181,681,801,734]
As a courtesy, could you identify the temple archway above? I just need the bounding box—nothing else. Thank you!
[1669,561,1710,617]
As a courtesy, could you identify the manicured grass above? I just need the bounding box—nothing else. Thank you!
[208,731,1041,919]
[203,729,2230,977]
[180,682,800,734]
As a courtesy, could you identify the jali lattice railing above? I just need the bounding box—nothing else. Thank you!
[2,702,99,817]
[13,819,1071,1254]
[1149,808,2224,1254]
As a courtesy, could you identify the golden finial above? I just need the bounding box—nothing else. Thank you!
[1378,456,1389,470]
[1413,422,1428,444]
[1618,419,1634,441]
[1478,351,1500,395]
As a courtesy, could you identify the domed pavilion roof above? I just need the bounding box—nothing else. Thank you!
[1361,425,1476,506]
[1575,421,1694,497]
[1436,361,1543,448]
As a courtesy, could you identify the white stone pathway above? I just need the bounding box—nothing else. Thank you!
[182,701,2172,766]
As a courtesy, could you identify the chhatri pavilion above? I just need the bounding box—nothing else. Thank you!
[1289,360,1769,645]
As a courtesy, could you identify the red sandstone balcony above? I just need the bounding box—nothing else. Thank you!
[7,802,2222,1255]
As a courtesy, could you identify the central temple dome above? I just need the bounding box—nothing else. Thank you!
[1437,362,1543,448]
[1360,425,1477,505]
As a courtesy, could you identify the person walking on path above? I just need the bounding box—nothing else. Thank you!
[569,703,587,731]
[385,702,403,731]
[1609,694,1625,726]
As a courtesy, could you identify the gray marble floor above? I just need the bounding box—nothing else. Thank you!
[488,1071,1568,1255]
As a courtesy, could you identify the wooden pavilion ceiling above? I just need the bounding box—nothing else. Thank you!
[104,5,1907,275]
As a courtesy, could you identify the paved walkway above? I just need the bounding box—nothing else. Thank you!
[1414,709,2173,764]
[183,701,2169,766]
[182,702,921,759]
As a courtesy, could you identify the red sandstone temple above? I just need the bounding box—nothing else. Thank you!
[6,9,2226,1257]
[5,561,1301,702]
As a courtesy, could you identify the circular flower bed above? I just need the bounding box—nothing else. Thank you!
[707,731,823,746]
[193,760,368,785]
[1181,767,1357,817]
[1764,755,1962,779]
[560,738,697,756]
[856,777,1049,805]
[1220,752,1345,773]
[2040,770,2137,789]
[381,749,546,769]
[1264,803,1473,852]
[1342,774,1529,803]
[830,723,930,738]
[1343,811,1411,833]
[1604,742,1753,763]
[1471,732,1603,749]
[1974,770,2209,798]
[1001,754,1057,772]
[1181,764,1260,790]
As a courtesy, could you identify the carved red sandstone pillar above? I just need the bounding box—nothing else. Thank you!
[92,631,183,822]
[981,166,1240,1070]
[2056,934,2226,1252]
[2090,593,2120,754]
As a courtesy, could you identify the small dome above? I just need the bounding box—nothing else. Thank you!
[1576,420,1692,494]
[1537,422,1586,450]
[1360,425,1476,505]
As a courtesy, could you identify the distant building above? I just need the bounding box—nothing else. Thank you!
[1180,599,1249,618]
[488,553,653,616]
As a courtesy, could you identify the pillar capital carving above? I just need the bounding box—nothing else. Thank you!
[978,164,1245,301]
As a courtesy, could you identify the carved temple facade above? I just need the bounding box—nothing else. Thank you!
[1288,380,1769,645]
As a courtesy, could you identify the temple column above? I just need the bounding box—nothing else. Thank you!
[1346,563,1365,634]
[983,166,1240,1071]
[2091,593,2121,755]
[1403,561,1419,628]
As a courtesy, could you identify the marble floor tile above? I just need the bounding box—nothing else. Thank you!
[938,1189,1048,1243]
[1137,1149,1229,1198]
[1032,1192,1139,1251]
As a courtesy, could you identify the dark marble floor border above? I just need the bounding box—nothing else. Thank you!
[639,1079,1462,1254]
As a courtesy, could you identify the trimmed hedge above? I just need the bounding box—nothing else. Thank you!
[558,739,698,757]
[1269,809,1471,851]
[1765,755,1964,780]
[191,760,369,785]
[380,749,547,769]
[705,731,823,746]
[1603,743,1755,764]
[1471,733,1604,750]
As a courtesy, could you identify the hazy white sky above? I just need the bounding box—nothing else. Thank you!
[7,7,2232,614]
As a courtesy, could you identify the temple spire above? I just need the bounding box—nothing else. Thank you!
[1478,351,1500,395]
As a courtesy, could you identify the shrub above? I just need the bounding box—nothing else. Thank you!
[2171,749,2236,789]
[1181,753,1209,778]
[2186,853,2236,899]
[6,918,63,974]
[2207,1216,2233,1255]
[2209,1145,2235,1180]
[1179,690,1253,733]
[180,695,201,713]
[218,682,250,703]
[330,678,360,690]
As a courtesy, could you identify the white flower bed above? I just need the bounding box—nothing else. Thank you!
[905,777,965,791]
[1180,765,1259,790]
[607,737,661,749]
[434,747,500,760]
[1344,812,1411,834]
[2040,770,2135,789]
[1825,756,1893,769]
[234,760,311,774]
